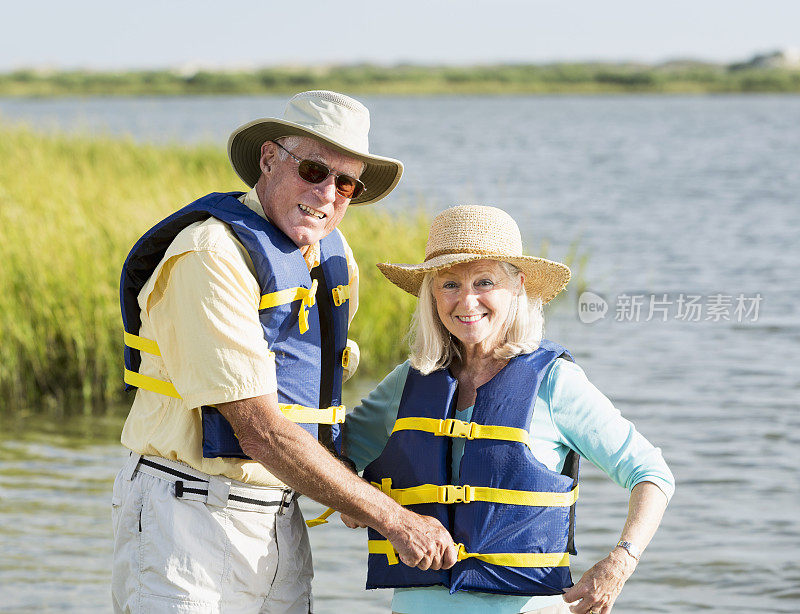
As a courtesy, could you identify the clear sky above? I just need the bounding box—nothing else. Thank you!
[3,0,799,71]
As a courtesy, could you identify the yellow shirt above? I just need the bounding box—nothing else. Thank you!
[120,189,359,486]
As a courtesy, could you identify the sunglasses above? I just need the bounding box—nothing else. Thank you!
[272,141,366,199]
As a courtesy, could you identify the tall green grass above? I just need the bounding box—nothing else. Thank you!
[0,126,584,414]
[0,125,431,412]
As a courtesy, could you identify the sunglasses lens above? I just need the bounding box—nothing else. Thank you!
[334,176,362,199]
[296,158,364,199]
[297,160,329,184]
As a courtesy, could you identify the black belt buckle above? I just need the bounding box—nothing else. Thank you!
[277,489,293,515]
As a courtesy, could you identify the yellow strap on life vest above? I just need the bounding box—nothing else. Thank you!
[341,346,351,369]
[123,362,345,424]
[305,507,337,528]
[331,283,351,307]
[455,543,570,568]
[258,279,318,334]
[124,331,162,356]
[367,539,569,568]
[126,332,276,364]
[280,404,346,425]
[123,368,182,399]
[368,539,399,565]
[373,478,578,507]
[391,417,532,449]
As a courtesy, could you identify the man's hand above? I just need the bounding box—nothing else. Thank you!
[342,507,458,571]
[562,548,636,614]
[216,394,456,572]
[384,509,459,571]
[340,513,366,529]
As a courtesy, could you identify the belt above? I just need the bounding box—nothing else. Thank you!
[125,453,294,514]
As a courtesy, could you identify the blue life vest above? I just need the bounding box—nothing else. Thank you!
[120,192,350,457]
[362,340,579,596]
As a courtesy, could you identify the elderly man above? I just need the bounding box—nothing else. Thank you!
[112,91,456,613]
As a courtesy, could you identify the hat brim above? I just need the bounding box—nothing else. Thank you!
[377,253,571,304]
[227,118,403,206]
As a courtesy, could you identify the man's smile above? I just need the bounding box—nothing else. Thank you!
[298,203,326,219]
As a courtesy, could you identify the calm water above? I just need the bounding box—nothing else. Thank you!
[1,95,799,612]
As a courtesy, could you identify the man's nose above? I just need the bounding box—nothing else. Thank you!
[312,174,338,202]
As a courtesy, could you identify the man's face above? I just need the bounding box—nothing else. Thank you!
[255,138,364,249]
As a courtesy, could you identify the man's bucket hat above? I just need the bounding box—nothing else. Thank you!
[227,90,403,206]
[377,205,571,303]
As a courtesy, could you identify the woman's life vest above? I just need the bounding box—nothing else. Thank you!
[120,192,351,457]
[362,340,579,596]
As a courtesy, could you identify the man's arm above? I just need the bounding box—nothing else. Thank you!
[216,394,458,571]
[145,229,453,568]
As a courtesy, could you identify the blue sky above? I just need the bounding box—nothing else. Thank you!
[3,0,798,70]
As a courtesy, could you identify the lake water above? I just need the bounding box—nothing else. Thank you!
[1,95,799,612]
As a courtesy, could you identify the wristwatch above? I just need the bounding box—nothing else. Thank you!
[615,540,642,561]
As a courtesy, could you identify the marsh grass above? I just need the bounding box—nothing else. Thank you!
[0,125,432,412]
[0,125,584,413]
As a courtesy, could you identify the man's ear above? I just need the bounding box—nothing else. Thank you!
[259,141,278,175]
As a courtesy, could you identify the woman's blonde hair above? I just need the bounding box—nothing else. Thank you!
[408,261,544,374]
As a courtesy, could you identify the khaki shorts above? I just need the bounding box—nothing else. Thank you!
[111,457,313,613]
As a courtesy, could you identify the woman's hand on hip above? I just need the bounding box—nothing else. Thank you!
[562,548,637,614]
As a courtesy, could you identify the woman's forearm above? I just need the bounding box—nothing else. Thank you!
[563,480,669,612]
[615,480,669,561]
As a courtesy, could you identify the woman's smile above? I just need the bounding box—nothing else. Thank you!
[455,313,486,323]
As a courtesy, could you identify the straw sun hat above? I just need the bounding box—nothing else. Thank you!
[377,205,571,303]
[227,90,403,206]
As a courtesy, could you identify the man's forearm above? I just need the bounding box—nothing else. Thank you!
[216,394,408,537]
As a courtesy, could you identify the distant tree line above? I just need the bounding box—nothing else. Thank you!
[2,62,800,96]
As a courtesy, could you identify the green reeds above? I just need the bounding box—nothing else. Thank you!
[0,125,430,413]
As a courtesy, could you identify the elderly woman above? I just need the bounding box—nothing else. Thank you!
[342,205,674,614]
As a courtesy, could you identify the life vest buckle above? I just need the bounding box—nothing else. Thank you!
[297,279,319,335]
[341,346,351,368]
[330,405,347,424]
[440,418,477,439]
[331,284,349,307]
[438,484,473,504]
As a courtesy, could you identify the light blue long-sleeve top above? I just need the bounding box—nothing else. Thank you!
[343,357,675,614]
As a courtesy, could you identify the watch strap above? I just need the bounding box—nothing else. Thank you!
[615,539,641,560]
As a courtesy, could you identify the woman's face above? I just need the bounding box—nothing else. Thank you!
[432,259,523,354]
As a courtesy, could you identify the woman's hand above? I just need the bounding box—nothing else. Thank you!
[562,548,637,614]
[340,512,367,529]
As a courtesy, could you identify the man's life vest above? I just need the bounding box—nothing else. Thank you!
[120,192,351,457]
[362,340,579,596]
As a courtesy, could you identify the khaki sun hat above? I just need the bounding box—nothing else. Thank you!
[227,90,403,206]
[377,205,571,303]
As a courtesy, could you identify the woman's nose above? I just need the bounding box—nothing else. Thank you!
[460,290,480,309]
